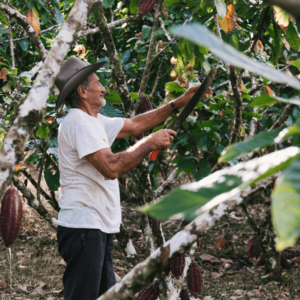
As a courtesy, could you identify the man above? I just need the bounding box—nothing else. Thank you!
[54,56,200,300]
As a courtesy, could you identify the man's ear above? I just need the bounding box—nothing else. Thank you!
[77,85,87,99]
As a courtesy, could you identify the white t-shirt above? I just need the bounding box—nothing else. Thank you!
[57,108,124,233]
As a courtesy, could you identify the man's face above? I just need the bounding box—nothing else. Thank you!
[85,73,107,108]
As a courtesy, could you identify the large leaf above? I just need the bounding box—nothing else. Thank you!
[285,23,300,52]
[171,24,300,90]
[142,147,300,220]
[251,94,300,107]
[44,169,60,192]
[219,128,282,162]
[99,103,124,118]
[165,82,186,94]
[290,60,300,70]
[272,155,300,251]
[36,125,49,139]
[104,89,122,103]
[142,25,152,39]
[121,49,131,65]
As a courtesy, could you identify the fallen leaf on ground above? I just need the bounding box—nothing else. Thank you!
[200,254,221,263]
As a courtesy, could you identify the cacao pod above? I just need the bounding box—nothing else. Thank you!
[179,289,190,300]
[187,261,203,298]
[247,238,261,259]
[140,96,153,113]
[135,281,159,300]
[150,217,160,235]
[139,0,156,15]
[257,120,261,133]
[0,186,23,247]
[170,254,185,279]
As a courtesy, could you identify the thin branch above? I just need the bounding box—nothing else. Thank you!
[3,13,15,68]
[135,0,164,113]
[0,25,61,45]
[0,3,47,61]
[77,15,145,39]
[269,103,296,131]
[150,64,163,97]
[12,176,57,229]
[92,1,133,117]
[229,66,243,144]
[159,17,171,41]
[211,0,222,40]
[22,169,59,212]
[249,76,258,137]
[0,0,95,201]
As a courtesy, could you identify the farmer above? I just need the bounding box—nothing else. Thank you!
[54,56,200,300]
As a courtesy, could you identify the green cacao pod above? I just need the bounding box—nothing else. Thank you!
[0,186,23,247]
[187,262,203,298]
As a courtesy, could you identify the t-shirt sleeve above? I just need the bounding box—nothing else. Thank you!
[101,115,125,147]
[75,121,109,159]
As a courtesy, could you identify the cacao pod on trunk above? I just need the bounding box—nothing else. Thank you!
[170,254,185,279]
[139,0,157,15]
[179,289,190,300]
[140,96,153,113]
[187,261,203,298]
[247,238,261,259]
[135,281,159,300]
[0,187,23,247]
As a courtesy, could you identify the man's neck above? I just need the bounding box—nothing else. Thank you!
[76,105,99,118]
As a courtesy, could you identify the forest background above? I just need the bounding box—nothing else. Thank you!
[1,0,300,299]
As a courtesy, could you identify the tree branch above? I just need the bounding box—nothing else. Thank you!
[0,3,47,61]
[229,66,243,144]
[92,1,133,117]
[3,12,15,68]
[0,0,95,201]
[154,168,181,198]
[135,0,164,113]
[263,0,300,19]
[96,177,275,300]
[12,176,57,229]
[212,0,222,40]
[269,103,296,131]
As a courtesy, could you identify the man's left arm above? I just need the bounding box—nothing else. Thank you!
[117,85,210,139]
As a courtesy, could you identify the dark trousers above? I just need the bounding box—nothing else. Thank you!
[57,226,116,300]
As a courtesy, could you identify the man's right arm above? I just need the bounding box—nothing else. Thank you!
[86,129,176,180]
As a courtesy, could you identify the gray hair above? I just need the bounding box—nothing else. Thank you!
[65,76,91,108]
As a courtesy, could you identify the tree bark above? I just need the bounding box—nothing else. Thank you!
[135,0,164,113]
[269,103,296,130]
[92,1,134,117]
[0,3,47,61]
[0,0,95,201]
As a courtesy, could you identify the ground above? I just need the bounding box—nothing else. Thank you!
[0,199,300,299]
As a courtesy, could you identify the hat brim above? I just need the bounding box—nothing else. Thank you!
[55,61,106,111]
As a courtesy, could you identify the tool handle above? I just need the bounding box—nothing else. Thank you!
[149,150,160,161]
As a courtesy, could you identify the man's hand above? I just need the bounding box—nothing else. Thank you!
[149,129,177,151]
[173,84,213,108]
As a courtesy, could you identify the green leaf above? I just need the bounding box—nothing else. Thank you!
[197,134,208,150]
[219,128,282,162]
[290,60,300,70]
[104,89,122,103]
[193,159,211,181]
[163,0,180,5]
[171,24,300,90]
[54,6,64,24]
[272,154,300,251]
[36,125,49,139]
[177,156,196,174]
[141,147,300,220]
[142,25,152,39]
[285,23,300,52]
[44,169,60,192]
[242,111,263,120]
[19,39,29,52]
[215,0,227,20]
[130,0,140,14]
[165,82,186,94]
[48,147,59,162]
[121,49,130,65]
[251,94,300,107]
[99,103,124,118]
[102,0,115,8]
